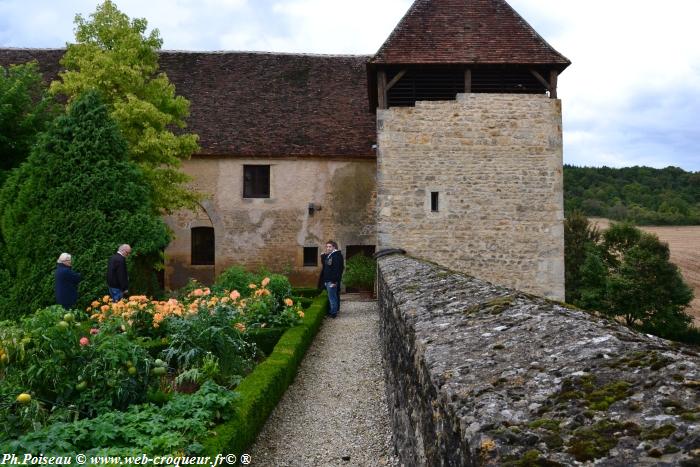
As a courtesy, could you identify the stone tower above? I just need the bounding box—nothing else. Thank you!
[370,0,570,300]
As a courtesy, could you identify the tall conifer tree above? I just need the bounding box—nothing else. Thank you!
[0,91,169,317]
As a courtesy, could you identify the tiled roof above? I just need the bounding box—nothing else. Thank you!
[0,48,65,79]
[0,48,376,157]
[371,0,570,67]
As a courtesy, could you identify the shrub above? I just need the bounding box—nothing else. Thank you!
[291,287,322,298]
[343,254,376,291]
[0,305,157,439]
[262,273,293,305]
[214,266,253,295]
[161,305,257,387]
[1,381,238,455]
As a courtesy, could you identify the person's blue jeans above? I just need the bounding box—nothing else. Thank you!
[325,282,340,316]
[108,287,124,302]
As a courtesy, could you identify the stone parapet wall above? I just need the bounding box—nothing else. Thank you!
[378,253,700,465]
[376,94,564,300]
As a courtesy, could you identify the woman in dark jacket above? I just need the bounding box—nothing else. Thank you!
[55,253,81,309]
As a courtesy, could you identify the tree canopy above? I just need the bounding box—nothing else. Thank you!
[569,221,694,339]
[49,0,200,213]
[0,62,56,183]
[0,90,170,318]
[564,165,700,225]
[564,211,600,304]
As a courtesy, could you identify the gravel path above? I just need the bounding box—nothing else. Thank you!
[248,298,397,466]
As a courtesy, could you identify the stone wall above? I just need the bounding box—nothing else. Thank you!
[378,253,700,465]
[376,94,564,300]
[164,156,376,289]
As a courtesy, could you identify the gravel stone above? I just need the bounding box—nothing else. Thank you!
[249,298,398,466]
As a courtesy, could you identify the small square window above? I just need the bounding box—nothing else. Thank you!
[303,247,318,267]
[431,192,439,212]
[191,227,215,265]
[243,165,270,198]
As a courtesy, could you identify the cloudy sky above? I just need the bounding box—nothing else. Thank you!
[1,0,699,171]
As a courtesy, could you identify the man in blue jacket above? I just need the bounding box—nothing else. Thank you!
[319,240,344,318]
[55,253,81,309]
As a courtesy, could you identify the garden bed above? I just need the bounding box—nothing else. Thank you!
[0,274,324,457]
[202,291,328,456]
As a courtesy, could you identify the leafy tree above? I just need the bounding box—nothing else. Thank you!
[49,0,200,213]
[564,211,600,303]
[0,62,56,183]
[576,222,693,338]
[0,90,170,318]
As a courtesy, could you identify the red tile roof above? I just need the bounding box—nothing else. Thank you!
[0,49,377,157]
[371,0,570,67]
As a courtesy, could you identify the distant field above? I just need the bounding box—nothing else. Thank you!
[589,218,700,327]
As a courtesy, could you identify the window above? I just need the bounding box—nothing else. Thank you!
[191,227,215,265]
[243,165,270,198]
[431,192,439,212]
[303,247,318,267]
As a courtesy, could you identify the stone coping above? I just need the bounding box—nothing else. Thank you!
[377,253,700,465]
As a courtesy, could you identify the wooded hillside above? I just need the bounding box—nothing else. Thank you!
[564,165,700,225]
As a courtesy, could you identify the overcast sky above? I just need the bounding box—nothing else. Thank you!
[1,0,699,171]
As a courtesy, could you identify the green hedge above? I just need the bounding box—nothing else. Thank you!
[291,287,322,298]
[202,291,329,455]
[246,328,286,356]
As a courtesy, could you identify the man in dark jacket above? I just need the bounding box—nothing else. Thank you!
[55,253,81,309]
[107,244,131,301]
[319,240,344,318]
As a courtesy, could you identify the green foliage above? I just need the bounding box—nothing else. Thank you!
[1,381,237,455]
[247,328,286,355]
[0,91,170,318]
[343,254,376,290]
[291,287,323,298]
[264,274,293,305]
[214,266,293,307]
[49,0,200,213]
[564,165,700,225]
[0,305,156,439]
[575,222,694,338]
[0,267,306,451]
[0,62,57,180]
[241,292,300,330]
[162,306,257,386]
[564,211,601,303]
[213,265,252,294]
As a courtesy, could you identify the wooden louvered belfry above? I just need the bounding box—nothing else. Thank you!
[367,0,571,110]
